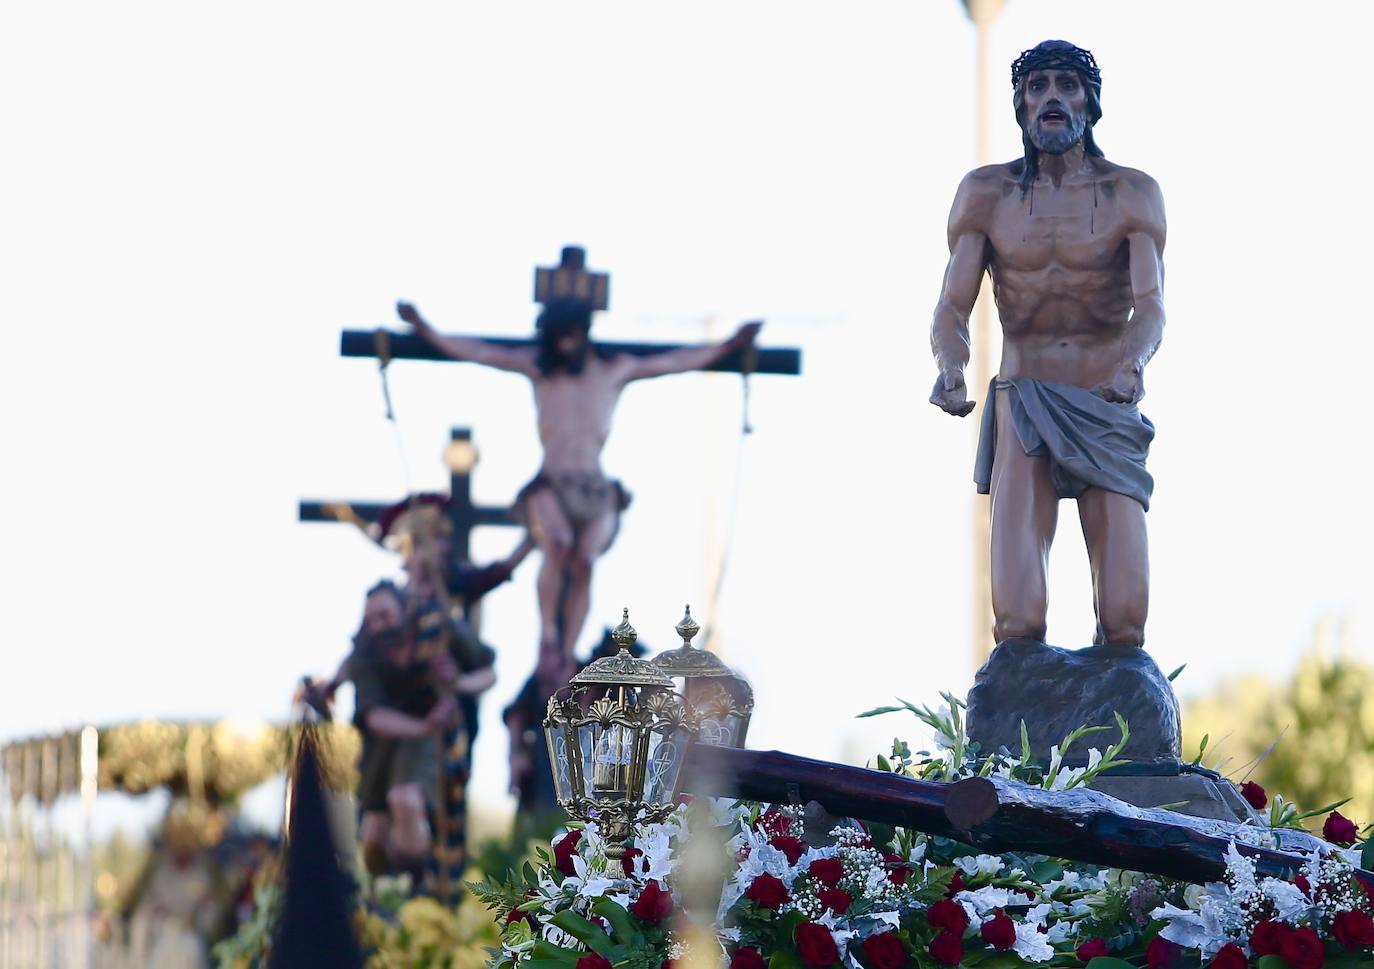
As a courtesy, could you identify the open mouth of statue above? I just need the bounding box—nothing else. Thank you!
[1039,111,1067,126]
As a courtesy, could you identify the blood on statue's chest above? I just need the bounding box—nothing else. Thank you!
[990,184,1127,273]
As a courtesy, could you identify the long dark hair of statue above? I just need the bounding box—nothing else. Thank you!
[536,298,599,376]
[1010,40,1104,198]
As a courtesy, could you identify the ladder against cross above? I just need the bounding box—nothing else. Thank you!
[338,245,803,375]
[297,427,515,562]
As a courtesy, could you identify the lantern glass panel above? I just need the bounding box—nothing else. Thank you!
[643,724,691,805]
[545,723,573,802]
[697,713,740,749]
[580,722,636,800]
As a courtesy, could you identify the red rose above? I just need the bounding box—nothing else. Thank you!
[1251,921,1292,957]
[1293,876,1312,897]
[1146,936,1179,969]
[883,853,909,886]
[1333,909,1374,951]
[927,899,970,935]
[630,880,673,923]
[796,922,841,969]
[554,830,582,876]
[1209,943,1248,969]
[818,886,853,915]
[1279,927,1325,969]
[1324,811,1359,846]
[771,834,807,865]
[504,906,536,930]
[745,872,791,910]
[576,954,613,969]
[757,808,791,838]
[930,930,964,967]
[732,949,768,969]
[862,931,909,969]
[945,872,966,897]
[981,909,1016,951]
[809,858,845,887]
[1241,782,1268,810]
[621,846,644,877]
[662,961,676,969]
[1076,938,1109,962]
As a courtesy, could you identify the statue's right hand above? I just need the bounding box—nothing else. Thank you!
[930,370,976,417]
[396,301,425,329]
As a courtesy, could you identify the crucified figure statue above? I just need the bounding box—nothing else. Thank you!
[929,40,1166,650]
[398,298,760,667]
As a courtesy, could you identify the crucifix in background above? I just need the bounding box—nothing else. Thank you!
[354,245,801,675]
[299,427,516,569]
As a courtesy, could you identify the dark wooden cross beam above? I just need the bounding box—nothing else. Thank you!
[297,427,516,561]
[339,245,802,375]
[684,744,1374,888]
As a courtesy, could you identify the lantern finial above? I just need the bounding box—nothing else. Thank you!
[612,608,637,651]
[675,605,700,648]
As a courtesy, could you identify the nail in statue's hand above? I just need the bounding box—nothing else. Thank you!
[930,369,976,417]
[1095,367,1144,404]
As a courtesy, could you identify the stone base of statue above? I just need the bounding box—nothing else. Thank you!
[965,638,1259,824]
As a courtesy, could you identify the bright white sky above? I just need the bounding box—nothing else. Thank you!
[3,1,1372,832]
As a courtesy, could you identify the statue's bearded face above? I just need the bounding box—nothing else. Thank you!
[1022,69,1088,155]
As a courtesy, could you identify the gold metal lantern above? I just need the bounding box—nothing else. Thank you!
[544,609,698,855]
[651,605,754,749]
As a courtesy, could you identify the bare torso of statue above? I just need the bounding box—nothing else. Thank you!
[531,355,626,473]
[929,41,1166,651]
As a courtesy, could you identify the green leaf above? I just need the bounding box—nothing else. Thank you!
[769,950,803,969]
[1086,958,1140,969]
[858,705,909,719]
[1291,797,1353,822]
[591,897,636,943]
[1167,663,1186,682]
[1257,955,1289,969]
[530,941,583,966]
[1360,838,1374,871]
[550,911,615,956]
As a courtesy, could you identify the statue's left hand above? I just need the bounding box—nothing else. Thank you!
[1095,367,1144,404]
[732,320,763,346]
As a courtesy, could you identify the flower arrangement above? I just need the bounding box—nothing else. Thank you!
[474,695,1374,969]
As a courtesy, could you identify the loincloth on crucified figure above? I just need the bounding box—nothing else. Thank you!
[974,377,1156,509]
[516,470,633,542]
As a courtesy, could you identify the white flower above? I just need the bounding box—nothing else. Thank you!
[1046,921,1075,944]
[953,854,1004,877]
[957,886,1013,917]
[869,911,902,929]
[1012,920,1054,963]
[1260,877,1309,922]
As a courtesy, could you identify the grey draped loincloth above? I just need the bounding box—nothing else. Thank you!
[974,377,1156,510]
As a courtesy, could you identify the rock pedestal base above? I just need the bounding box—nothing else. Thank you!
[966,639,1182,762]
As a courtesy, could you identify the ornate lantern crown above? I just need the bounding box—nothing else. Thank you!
[651,605,754,748]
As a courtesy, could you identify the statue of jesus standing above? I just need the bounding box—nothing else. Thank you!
[929,40,1166,650]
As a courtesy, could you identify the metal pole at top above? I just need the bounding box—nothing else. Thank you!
[961,0,1004,671]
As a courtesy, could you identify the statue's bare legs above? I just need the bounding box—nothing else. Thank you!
[528,489,574,655]
[989,389,1150,647]
[989,388,1058,643]
[527,488,621,660]
[1078,487,1148,646]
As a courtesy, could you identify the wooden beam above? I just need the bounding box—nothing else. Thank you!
[683,745,1372,887]
[339,330,802,375]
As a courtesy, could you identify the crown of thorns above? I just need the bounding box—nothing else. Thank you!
[1010,42,1101,90]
